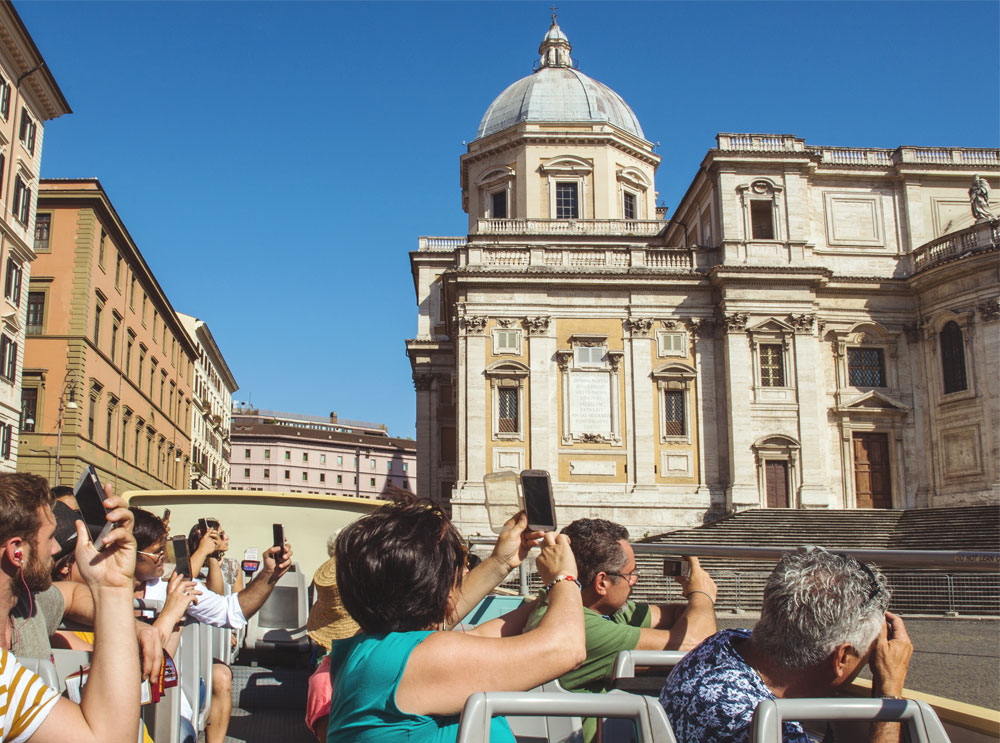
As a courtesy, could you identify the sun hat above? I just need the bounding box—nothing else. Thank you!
[306,556,359,649]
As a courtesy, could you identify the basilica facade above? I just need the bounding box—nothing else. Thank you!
[406,19,1000,537]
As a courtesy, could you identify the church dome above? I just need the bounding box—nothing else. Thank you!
[475,18,645,141]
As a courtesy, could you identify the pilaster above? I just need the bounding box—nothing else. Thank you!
[722,313,758,510]
[625,318,655,486]
[527,316,555,474]
[790,314,832,507]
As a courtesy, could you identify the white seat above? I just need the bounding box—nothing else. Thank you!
[16,656,60,692]
[750,698,951,743]
[611,650,687,681]
[457,691,677,743]
[244,563,309,653]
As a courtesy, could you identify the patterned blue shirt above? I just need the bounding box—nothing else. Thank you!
[659,629,810,743]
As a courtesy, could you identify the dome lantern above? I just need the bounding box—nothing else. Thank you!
[538,14,572,69]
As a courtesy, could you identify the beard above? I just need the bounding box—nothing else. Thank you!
[16,549,53,595]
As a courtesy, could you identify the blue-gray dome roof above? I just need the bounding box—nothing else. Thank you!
[475,19,645,141]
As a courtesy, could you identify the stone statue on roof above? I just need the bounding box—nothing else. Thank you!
[969,175,995,221]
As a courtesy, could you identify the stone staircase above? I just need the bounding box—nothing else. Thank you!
[630,506,1000,615]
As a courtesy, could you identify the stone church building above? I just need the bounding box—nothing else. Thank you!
[406,19,1000,537]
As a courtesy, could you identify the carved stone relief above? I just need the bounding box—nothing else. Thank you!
[788,313,815,334]
[977,298,1000,322]
[623,317,653,336]
[723,313,749,332]
[461,316,488,334]
[524,316,551,335]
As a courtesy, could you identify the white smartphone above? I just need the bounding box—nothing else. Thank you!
[483,471,522,534]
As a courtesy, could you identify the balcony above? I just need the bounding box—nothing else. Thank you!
[474,218,664,237]
[910,221,999,273]
[465,245,696,271]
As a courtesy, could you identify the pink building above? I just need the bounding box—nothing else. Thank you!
[230,407,416,498]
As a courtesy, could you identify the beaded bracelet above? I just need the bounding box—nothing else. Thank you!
[544,574,582,591]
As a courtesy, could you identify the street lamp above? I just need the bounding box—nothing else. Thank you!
[53,378,79,486]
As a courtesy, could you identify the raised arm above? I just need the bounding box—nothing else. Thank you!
[31,492,140,743]
[397,532,586,717]
[236,543,292,620]
[188,527,220,580]
[868,612,913,743]
[637,555,717,651]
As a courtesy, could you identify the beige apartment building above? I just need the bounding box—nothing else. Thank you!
[19,179,196,491]
[230,406,416,498]
[0,3,70,471]
[179,313,237,489]
[406,19,1000,536]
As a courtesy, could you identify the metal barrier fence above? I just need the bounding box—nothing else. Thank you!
[468,541,1000,616]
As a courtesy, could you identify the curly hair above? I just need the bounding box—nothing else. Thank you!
[752,548,890,669]
[561,518,630,588]
[0,473,53,548]
[335,501,466,633]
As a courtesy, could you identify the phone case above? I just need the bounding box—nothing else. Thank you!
[483,472,523,534]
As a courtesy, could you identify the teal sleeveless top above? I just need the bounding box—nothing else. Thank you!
[326,631,515,743]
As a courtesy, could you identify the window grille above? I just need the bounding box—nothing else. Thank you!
[847,348,885,387]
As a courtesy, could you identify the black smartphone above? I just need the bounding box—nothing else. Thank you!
[162,508,171,522]
[663,558,690,578]
[519,470,556,532]
[171,535,191,578]
[73,466,115,551]
[199,518,209,532]
[272,523,285,551]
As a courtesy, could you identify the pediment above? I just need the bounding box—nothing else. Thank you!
[484,360,529,377]
[1,309,19,334]
[651,362,696,379]
[475,166,515,186]
[539,155,593,174]
[839,390,910,413]
[748,317,793,334]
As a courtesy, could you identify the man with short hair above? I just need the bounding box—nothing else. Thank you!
[660,548,913,743]
[526,518,717,741]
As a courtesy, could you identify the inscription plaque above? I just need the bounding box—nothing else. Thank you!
[569,372,611,435]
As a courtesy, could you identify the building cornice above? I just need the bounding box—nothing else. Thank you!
[0,2,71,120]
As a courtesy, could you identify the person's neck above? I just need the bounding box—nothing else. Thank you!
[738,638,827,699]
[0,573,20,651]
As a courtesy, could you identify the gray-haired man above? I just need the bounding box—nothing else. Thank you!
[660,548,912,743]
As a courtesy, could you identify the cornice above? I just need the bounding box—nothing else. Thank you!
[0,4,71,120]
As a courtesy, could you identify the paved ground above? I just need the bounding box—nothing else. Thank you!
[216,617,999,742]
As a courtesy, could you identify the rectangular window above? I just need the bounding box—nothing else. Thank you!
[387,461,392,471]
[403,463,408,472]
[93,299,103,347]
[2,338,15,382]
[658,332,685,356]
[0,76,10,120]
[26,292,44,335]
[244,448,251,458]
[370,477,375,487]
[129,276,136,308]
[110,317,120,362]
[125,331,134,376]
[33,213,50,251]
[498,387,518,433]
[750,200,774,240]
[3,259,21,306]
[623,191,636,220]
[847,348,886,387]
[21,387,36,432]
[98,230,106,267]
[337,455,343,465]
[115,254,123,289]
[759,344,785,387]
[152,310,158,341]
[337,475,342,484]
[141,294,147,324]
[264,449,270,459]
[138,347,146,388]
[664,390,685,437]
[491,190,508,219]
[263,468,270,479]
[319,473,326,483]
[302,452,308,462]
[320,454,326,464]
[555,182,579,219]
[302,472,308,481]
[494,329,520,353]
[18,108,36,155]
[88,396,95,440]
[284,470,290,480]
[574,345,606,368]
[244,468,251,478]
[285,450,291,460]
[106,405,114,449]
[11,176,30,224]
[370,458,376,469]
[0,424,11,460]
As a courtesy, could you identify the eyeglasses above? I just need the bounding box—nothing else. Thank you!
[138,549,165,561]
[606,568,640,585]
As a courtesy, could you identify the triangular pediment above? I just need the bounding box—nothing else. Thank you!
[1,310,20,334]
[748,317,794,334]
[839,390,910,413]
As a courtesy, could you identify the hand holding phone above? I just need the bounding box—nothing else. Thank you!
[663,557,691,579]
[519,470,557,532]
[73,466,116,551]
[171,536,192,578]
[272,524,285,552]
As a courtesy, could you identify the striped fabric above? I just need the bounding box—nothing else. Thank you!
[0,648,59,742]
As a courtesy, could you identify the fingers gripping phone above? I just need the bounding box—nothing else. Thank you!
[171,536,191,578]
[663,557,691,578]
[519,470,557,532]
[73,466,116,551]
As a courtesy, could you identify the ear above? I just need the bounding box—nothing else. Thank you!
[829,643,860,685]
[2,537,24,567]
[593,571,611,597]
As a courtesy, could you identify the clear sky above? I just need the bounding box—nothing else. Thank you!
[18,1,999,439]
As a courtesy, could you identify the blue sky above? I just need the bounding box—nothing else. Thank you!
[18,1,999,439]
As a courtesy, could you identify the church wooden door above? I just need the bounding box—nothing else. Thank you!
[764,460,789,508]
[853,433,892,509]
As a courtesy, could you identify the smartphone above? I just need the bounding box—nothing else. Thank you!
[483,471,523,534]
[272,523,285,551]
[663,558,691,579]
[519,470,557,532]
[171,535,191,578]
[199,518,210,532]
[162,508,171,522]
[73,466,115,551]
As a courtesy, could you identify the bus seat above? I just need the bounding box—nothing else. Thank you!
[611,650,687,682]
[196,622,215,731]
[179,619,202,730]
[244,563,309,653]
[16,656,60,692]
[503,678,581,743]
[457,691,676,743]
[750,698,951,743]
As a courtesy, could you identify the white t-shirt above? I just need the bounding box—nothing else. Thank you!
[142,576,247,630]
[0,648,59,742]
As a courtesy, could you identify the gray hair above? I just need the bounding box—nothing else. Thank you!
[752,548,889,669]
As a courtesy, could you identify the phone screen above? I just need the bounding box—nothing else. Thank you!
[172,536,191,578]
[272,523,284,550]
[73,466,114,550]
[520,471,556,531]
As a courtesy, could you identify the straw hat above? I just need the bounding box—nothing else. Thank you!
[306,556,359,649]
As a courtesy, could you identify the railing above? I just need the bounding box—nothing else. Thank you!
[473,246,695,270]
[817,148,894,166]
[910,220,999,272]
[418,235,467,251]
[475,218,664,236]
[717,133,806,152]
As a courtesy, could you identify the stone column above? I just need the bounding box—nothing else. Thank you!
[790,313,832,507]
[462,315,489,485]
[690,319,719,500]
[722,313,758,510]
[526,316,556,475]
[413,374,436,503]
[625,318,655,487]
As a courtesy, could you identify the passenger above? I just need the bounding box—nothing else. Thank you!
[328,501,585,742]
[0,471,141,742]
[660,548,913,743]
[524,518,716,742]
[130,507,292,743]
[0,474,162,679]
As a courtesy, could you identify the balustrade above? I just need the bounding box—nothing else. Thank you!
[475,218,663,236]
[911,221,998,272]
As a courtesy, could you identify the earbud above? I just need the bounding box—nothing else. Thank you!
[13,550,22,565]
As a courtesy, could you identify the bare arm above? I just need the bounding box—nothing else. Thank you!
[204,557,224,595]
[236,544,292,620]
[188,528,219,580]
[396,533,585,717]
[638,556,717,651]
[868,613,913,743]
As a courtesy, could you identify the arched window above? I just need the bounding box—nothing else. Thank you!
[940,321,967,394]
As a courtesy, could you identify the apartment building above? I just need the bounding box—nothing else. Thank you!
[19,179,196,490]
[178,313,237,489]
[230,406,416,498]
[0,2,70,470]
